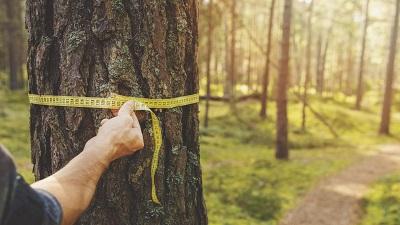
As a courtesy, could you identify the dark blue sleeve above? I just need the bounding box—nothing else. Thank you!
[2,175,63,225]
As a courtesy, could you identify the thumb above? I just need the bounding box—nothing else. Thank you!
[118,101,136,117]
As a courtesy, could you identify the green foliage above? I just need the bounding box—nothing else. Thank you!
[1,90,400,224]
[360,174,400,225]
[199,94,400,224]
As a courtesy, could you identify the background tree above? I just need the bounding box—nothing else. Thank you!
[26,0,207,224]
[229,0,237,103]
[276,0,292,160]
[204,0,214,128]
[1,0,25,90]
[260,0,276,119]
[379,0,400,135]
[355,0,370,110]
[301,0,313,132]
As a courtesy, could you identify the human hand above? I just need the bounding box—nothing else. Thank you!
[86,101,144,164]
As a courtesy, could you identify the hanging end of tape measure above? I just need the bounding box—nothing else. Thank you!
[151,189,161,205]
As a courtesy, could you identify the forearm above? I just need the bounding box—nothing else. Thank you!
[31,139,111,225]
[30,102,143,225]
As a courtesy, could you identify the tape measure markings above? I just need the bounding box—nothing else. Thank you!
[28,93,199,204]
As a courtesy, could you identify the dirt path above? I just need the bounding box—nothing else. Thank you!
[279,145,400,225]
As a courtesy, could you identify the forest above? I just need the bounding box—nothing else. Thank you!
[1,0,400,224]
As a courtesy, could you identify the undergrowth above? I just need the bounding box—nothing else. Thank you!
[1,90,400,224]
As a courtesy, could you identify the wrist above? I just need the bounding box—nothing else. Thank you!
[82,137,115,169]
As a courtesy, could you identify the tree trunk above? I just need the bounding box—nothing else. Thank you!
[4,0,24,90]
[204,0,213,128]
[213,37,220,87]
[355,0,370,110]
[301,0,313,132]
[345,31,355,96]
[315,34,323,94]
[319,37,329,95]
[247,39,252,94]
[223,19,230,98]
[276,0,292,160]
[229,0,237,102]
[27,0,207,224]
[260,0,276,119]
[337,47,344,92]
[379,0,400,135]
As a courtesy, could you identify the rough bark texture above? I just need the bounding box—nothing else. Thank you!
[26,0,207,224]
[355,0,370,110]
[379,0,400,135]
[276,0,292,160]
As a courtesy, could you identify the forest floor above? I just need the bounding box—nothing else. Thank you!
[279,144,400,225]
[2,90,400,224]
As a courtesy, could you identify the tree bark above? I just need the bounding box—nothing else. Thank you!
[27,0,207,224]
[260,0,276,119]
[276,0,292,160]
[204,0,213,128]
[379,0,400,135]
[301,0,313,132]
[355,0,370,110]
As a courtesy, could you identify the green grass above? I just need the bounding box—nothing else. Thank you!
[199,94,400,225]
[1,89,400,224]
[0,89,33,183]
[360,174,400,225]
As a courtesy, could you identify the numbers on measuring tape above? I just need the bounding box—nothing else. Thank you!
[28,93,199,204]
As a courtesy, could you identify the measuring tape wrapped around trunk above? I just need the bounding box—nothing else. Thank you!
[28,93,200,204]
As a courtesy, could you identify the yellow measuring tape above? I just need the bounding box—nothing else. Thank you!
[28,93,200,204]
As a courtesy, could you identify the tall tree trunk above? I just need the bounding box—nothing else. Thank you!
[4,0,24,90]
[276,0,292,160]
[301,0,313,132]
[345,31,355,96]
[214,40,220,87]
[379,0,400,135]
[319,37,329,95]
[223,19,230,98]
[229,0,237,102]
[291,32,303,92]
[315,34,323,94]
[247,39,252,94]
[355,0,370,110]
[27,0,207,224]
[260,0,276,119]
[337,46,344,92]
[204,0,213,128]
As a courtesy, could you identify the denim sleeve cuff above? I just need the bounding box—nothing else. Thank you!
[34,189,63,225]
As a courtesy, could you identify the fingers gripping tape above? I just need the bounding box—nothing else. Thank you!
[28,93,200,204]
